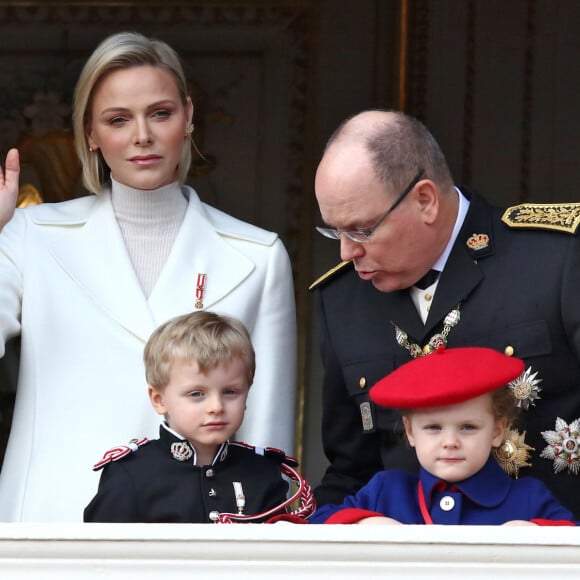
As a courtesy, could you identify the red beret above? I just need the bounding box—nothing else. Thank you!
[370,346,525,409]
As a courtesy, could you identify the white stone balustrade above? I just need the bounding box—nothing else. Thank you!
[0,523,579,578]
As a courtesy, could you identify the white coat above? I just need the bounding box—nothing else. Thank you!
[0,185,297,522]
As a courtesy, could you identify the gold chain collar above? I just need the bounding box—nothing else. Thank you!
[391,304,462,358]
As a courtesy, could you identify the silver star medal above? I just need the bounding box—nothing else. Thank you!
[508,366,542,410]
[541,417,580,475]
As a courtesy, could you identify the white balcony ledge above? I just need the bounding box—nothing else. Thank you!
[0,523,578,579]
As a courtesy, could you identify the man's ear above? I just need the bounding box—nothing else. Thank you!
[148,385,167,416]
[402,415,416,447]
[414,179,439,225]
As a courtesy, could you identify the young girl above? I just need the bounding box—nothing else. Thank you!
[312,347,576,526]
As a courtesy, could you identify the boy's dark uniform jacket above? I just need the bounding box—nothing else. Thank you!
[312,187,580,518]
[84,425,290,523]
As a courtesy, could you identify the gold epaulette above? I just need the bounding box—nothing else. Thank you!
[308,260,353,291]
[501,202,580,234]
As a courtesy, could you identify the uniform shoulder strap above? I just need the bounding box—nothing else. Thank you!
[92,437,150,471]
[501,202,580,234]
[308,260,353,291]
[228,441,298,467]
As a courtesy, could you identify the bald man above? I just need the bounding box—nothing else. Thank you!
[310,109,580,518]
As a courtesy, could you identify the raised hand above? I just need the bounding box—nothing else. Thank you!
[0,148,20,230]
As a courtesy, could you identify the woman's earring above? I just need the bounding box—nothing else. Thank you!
[185,123,194,137]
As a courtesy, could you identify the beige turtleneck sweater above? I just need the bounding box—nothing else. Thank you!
[111,177,188,297]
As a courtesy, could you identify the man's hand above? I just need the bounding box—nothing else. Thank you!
[0,148,20,230]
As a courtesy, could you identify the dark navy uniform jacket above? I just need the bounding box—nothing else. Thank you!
[312,189,580,517]
[311,457,575,525]
[84,425,289,523]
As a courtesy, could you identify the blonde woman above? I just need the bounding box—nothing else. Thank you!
[0,32,296,522]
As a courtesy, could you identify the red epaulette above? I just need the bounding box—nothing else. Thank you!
[92,437,149,471]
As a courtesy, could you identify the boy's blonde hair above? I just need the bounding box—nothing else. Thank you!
[144,311,255,390]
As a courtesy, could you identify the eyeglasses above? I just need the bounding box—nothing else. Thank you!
[315,168,425,243]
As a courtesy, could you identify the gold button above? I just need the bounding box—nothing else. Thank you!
[359,377,366,389]
[504,345,515,357]
[424,293,432,302]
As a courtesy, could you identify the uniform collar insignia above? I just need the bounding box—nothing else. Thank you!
[217,441,229,462]
[163,424,229,465]
[466,232,490,251]
[171,440,193,462]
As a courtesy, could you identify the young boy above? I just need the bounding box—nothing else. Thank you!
[311,346,575,526]
[84,311,313,523]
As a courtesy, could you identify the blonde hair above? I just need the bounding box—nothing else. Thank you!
[490,385,521,427]
[401,386,521,428]
[72,31,192,193]
[144,311,255,390]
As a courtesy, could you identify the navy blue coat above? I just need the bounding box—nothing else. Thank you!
[311,457,575,525]
[312,189,580,517]
[84,425,290,523]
